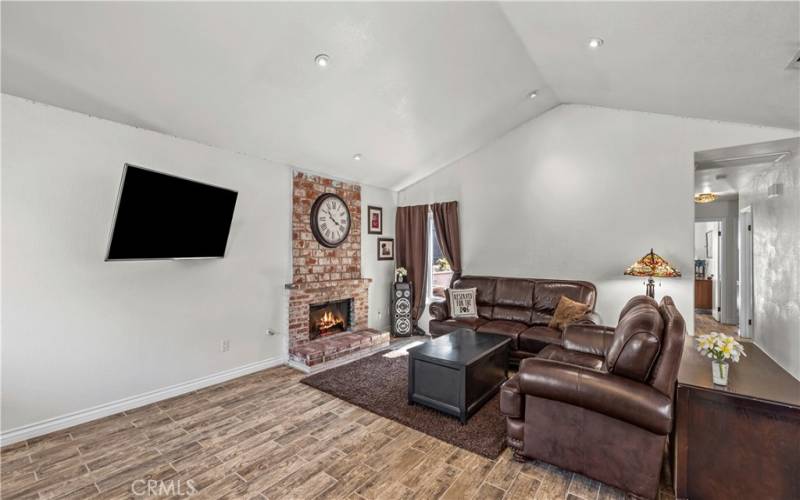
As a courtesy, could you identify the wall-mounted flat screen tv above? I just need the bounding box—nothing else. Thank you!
[106,165,238,260]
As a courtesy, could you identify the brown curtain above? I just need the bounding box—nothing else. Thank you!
[396,204,428,322]
[431,201,462,284]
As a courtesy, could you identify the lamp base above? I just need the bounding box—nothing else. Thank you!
[645,278,656,299]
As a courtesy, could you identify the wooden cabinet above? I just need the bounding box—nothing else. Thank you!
[694,279,712,309]
[673,342,800,499]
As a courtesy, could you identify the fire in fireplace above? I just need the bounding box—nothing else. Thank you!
[309,299,352,339]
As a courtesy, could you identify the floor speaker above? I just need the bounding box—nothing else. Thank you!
[391,282,413,337]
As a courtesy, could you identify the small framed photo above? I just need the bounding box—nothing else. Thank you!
[367,206,383,234]
[377,238,394,261]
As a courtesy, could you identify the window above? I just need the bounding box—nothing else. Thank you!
[427,210,453,300]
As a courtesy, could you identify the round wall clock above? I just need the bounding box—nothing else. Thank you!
[310,193,351,248]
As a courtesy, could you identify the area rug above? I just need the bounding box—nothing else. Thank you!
[301,350,507,459]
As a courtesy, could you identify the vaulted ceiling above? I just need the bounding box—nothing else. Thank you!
[3,2,798,190]
[501,1,800,132]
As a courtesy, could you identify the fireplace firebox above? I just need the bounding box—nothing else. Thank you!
[309,299,352,339]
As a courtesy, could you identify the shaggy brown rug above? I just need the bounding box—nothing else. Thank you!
[300,350,507,459]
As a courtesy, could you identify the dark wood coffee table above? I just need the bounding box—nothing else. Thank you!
[407,328,510,423]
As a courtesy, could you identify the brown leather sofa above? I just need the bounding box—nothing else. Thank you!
[500,295,686,499]
[429,275,598,362]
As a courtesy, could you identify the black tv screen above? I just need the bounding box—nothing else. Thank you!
[106,165,238,260]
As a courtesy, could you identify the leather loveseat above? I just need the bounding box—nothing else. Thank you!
[500,295,686,499]
[429,275,598,362]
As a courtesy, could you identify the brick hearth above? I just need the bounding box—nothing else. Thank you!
[288,329,390,372]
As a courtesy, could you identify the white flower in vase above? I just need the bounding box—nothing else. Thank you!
[694,332,746,386]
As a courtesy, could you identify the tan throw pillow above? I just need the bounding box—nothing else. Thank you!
[448,288,478,319]
[549,296,590,331]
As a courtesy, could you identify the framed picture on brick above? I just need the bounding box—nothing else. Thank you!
[377,238,394,261]
[368,206,383,234]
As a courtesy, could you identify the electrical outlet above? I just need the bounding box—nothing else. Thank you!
[377,311,382,319]
[221,339,230,352]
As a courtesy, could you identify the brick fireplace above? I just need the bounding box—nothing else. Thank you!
[287,172,389,370]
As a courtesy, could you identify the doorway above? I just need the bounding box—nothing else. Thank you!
[694,220,723,320]
[693,137,799,380]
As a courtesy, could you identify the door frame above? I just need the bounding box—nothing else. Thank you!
[739,206,754,339]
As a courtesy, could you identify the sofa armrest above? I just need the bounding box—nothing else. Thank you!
[429,300,449,321]
[500,375,524,419]
[563,324,615,358]
[517,358,673,435]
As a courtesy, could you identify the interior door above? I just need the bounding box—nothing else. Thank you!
[711,222,722,322]
[739,208,754,338]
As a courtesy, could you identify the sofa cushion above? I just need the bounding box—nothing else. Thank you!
[606,299,663,382]
[537,345,605,371]
[530,311,554,326]
[492,278,535,324]
[477,320,527,349]
[534,281,596,316]
[429,317,488,337]
[518,326,563,354]
[453,277,497,319]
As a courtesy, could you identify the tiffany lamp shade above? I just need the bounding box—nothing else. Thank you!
[624,248,682,298]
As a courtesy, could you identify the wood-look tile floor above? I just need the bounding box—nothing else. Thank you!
[1,365,676,500]
[694,313,739,337]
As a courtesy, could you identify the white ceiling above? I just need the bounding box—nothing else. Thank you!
[1,2,554,190]
[3,2,799,191]
[501,1,800,131]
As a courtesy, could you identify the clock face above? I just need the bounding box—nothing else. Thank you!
[310,194,351,248]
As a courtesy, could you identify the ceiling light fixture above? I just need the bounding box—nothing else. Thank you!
[694,193,718,204]
[352,154,362,161]
[588,37,604,49]
[315,54,330,67]
[528,90,538,99]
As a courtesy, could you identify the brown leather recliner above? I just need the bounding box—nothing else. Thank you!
[429,275,599,362]
[500,295,686,499]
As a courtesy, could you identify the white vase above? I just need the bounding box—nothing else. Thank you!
[712,360,729,386]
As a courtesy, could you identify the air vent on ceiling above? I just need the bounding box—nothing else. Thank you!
[788,48,800,69]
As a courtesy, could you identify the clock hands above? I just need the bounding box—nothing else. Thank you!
[324,209,343,229]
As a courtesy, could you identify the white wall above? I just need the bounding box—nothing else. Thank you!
[1,95,394,442]
[361,186,397,330]
[739,158,800,380]
[399,104,796,332]
[695,200,740,324]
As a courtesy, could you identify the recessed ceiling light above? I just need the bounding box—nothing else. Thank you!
[352,154,362,161]
[588,38,604,49]
[315,54,330,67]
[528,90,538,99]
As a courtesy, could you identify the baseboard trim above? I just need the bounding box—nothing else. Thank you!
[0,355,286,447]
